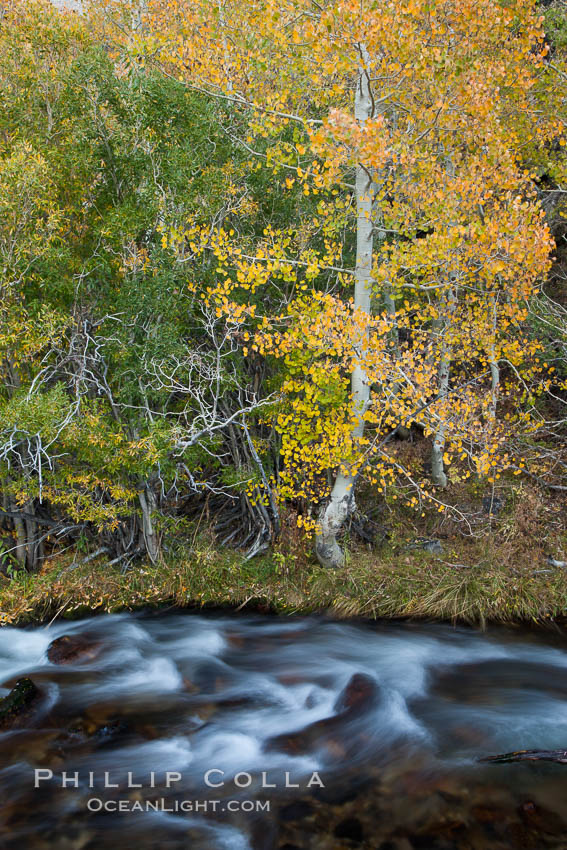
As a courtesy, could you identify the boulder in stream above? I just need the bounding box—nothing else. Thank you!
[333,673,381,716]
[265,673,381,757]
[0,678,41,730]
[47,633,102,665]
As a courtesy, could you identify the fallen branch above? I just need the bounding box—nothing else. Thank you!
[479,749,567,764]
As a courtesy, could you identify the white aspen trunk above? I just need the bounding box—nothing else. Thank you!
[131,0,148,33]
[218,0,233,93]
[488,303,500,422]
[383,245,411,439]
[315,47,374,569]
[430,288,456,488]
[489,359,500,421]
[430,372,449,488]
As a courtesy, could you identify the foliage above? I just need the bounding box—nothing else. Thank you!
[91,0,566,554]
[0,0,278,569]
[0,0,565,577]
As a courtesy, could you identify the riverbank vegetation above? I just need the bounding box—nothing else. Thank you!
[1,476,566,625]
[0,0,566,621]
[4,537,567,626]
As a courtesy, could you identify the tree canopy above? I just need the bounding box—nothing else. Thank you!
[0,0,565,572]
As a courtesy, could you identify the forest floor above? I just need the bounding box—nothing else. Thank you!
[1,479,566,627]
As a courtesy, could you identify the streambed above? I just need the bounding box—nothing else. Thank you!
[1,612,567,849]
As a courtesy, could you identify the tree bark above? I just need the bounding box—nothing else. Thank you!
[430,359,450,488]
[10,497,28,569]
[488,302,500,423]
[24,506,40,572]
[430,287,456,488]
[315,46,376,568]
[12,518,27,568]
[138,484,160,564]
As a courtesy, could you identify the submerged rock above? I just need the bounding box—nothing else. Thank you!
[0,678,41,729]
[334,816,364,842]
[333,673,380,716]
[265,673,380,757]
[47,633,101,665]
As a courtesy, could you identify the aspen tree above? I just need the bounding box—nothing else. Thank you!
[92,0,555,566]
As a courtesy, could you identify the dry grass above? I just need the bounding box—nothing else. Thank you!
[0,533,566,627]
[0,479,565,627]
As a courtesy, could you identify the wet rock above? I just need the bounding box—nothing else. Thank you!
[92,718,130,745]
[265,723,324,757]
[410,835,460,850]
[249,815,278,850]
[192,658,239,693]
[0,678,41,729]
[431,659,567,704]
[46,634,101,665]
[265,673,380,757]
[225,631,246,648]
[334,673,380,716]
[192,701,219,722]
[304,690,318,709]
[471,804,510,825]
[398,768,465,803]
[518,800,565,836]
[280,801,315,822]
[334,817,364,842]
[182,676,201,693]
[0,728,60,765]
[277,674,309,687]
[309,770,374,806]
[503,822,541,849]
[444,723,487,749]
[378,840,413,850]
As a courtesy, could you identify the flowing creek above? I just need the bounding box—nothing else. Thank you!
[1,612,567,849]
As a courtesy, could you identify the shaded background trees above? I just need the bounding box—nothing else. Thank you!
[0,0,282,569]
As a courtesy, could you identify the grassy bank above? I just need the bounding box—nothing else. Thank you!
[1,535,567,627]
[1,479,566,627]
